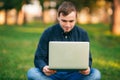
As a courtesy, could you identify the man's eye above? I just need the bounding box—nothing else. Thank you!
[69,20,74,22]
[62,20,67,22]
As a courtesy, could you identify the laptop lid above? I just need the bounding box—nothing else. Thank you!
[49,41,89,70]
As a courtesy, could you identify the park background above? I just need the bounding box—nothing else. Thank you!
[0,0,120,80]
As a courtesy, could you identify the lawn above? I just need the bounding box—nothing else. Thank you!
[0,23,120,80]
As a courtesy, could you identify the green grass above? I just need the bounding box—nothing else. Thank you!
[0,23,120,80]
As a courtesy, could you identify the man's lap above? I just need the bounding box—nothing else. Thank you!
[27,67,101,80]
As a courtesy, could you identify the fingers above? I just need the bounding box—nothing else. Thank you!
[79,67,90,75]
[43,66,56,76]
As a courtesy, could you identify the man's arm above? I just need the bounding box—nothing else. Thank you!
[80,29,92,68]
[34,44,47,70]
[79,28,92,75]
[34,29,50,71]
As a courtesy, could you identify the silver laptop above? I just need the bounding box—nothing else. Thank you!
[49,41,89,70]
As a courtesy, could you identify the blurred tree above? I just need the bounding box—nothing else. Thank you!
[0,0,30,25]
[14,0,31,25]
[55,0,97,11]
[39,0,97,11]
[112,0,120,35]
[39,0,44,10]
[0,0,15,24]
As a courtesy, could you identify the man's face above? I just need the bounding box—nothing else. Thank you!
[57,11,76,32]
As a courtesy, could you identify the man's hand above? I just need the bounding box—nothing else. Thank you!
[43,66,56,76]
[79,67,90,75]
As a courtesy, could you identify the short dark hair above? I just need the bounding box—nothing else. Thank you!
[58,1,77,17]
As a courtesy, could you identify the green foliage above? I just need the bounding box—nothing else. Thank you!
[39,0,97,10]
[0,0,31,10]
[39,0,44,10]
[0,23,120,80]
[54,0,101,11]
[56,0,98,11]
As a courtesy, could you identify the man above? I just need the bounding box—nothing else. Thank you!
[27,1,101,80]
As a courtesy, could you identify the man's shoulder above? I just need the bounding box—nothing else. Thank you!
[75,25,87,33]
[43,24,60,36]
[45,24,59,32]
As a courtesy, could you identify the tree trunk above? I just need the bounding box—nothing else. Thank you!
[17,10,25,25]
[112,0,120,35]
[4,10,7,25]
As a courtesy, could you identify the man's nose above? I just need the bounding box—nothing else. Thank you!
[66,22,70,27]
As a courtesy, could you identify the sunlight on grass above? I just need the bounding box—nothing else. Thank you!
[104,30,112,35]
[94,59,120,69]
[14,27,45,33]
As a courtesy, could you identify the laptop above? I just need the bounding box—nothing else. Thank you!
[49,41,89,70]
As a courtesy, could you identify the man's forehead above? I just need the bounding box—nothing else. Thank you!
[59,12,76,20]
[60,11,76,17]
